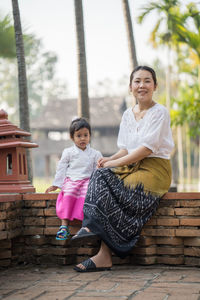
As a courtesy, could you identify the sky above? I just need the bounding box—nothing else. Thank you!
[0,0,195,97]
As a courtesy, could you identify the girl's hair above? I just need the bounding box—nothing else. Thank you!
[69,118,91,138]
[129,66,157,87]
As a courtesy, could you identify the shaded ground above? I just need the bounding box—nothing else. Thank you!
[0,264,200,299]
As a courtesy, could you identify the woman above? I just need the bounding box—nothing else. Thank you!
[72,66,174,272]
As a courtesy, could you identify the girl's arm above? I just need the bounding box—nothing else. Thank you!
[53,149,70,187]
[103,146,152,168]
[46,148,71,193]
[97,149,128,168]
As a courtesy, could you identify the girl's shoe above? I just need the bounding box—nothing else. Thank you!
[56,225,70,240]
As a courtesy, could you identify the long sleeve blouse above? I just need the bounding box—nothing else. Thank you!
[117,103,174,159]
[53,144,102,188]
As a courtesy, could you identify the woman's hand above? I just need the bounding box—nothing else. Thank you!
[45,185,59,193]
[103,160,118,168]
[97,149,128,168]
[97,157,111,168]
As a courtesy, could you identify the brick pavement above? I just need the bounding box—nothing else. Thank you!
[0,264,200,300]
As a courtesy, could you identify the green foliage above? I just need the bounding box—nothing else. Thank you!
[172,2,200,138]
[175,3,200,66]
[171,83,200,137]
[0,14,16,58]
[138,0,200,138]
[138,0,182,47]
[0,10,68,122]
[0,32,68,122]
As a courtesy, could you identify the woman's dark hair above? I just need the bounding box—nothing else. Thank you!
[69,118,91,138]
[129,66,157,87]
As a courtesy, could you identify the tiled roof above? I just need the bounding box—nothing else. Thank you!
[31,97,126,130]
[33,136,118,156]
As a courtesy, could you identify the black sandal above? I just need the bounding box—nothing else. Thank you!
[74,258,111,273]
[71,227,97,241]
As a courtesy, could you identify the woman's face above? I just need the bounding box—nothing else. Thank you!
[130,69,157,103]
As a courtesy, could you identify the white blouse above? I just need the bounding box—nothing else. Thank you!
[117,103,174,159]
[53,144,102,188]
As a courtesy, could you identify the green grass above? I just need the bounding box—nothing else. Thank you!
[33,177,200,193]
[33,177,55,193]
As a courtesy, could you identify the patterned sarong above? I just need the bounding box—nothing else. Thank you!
[83,157,172,258]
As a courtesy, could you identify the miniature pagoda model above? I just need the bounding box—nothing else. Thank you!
[0,109,38,193]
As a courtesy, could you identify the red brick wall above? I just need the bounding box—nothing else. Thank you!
[0,194,23,266]
[0,193,200,267]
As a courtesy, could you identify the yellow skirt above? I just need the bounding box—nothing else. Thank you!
[113,157,172,197]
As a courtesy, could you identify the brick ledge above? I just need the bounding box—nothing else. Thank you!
[1,192,200,202]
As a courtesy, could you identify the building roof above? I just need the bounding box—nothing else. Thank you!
[31,97,126,130]
[33,135,118,157]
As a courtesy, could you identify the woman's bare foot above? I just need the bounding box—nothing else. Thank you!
[76,241,112,270]
[83,227,90,232]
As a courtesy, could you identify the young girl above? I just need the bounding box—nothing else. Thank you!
[46,118,102,240]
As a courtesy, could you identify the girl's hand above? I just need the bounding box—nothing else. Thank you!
[103,160,117,168]
[97,157,111,168]
[45,185,59,193]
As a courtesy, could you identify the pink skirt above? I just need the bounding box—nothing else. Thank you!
[56,177,90,221]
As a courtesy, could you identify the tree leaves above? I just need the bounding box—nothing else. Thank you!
[0,15,16,58]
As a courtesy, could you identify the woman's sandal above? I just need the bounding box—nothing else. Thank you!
[56,225,70,240]
[74,258,111,273]
[71,227,97,241]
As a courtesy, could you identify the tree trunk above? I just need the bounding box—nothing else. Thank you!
[165,45,171,112]
[11,0,33,183]
[185,125,191,186]
[177,125,184,190]
[74,0,90,120]
[121,0,138,71]
[199,137,200,191]
[45,155,50,179]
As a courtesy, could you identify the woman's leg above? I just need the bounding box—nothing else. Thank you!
[76,241,112,270]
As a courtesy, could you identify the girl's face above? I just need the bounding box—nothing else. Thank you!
[72,127,90,150]
[130,70,156,103]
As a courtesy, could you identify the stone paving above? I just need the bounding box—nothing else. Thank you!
[0,264,200,300]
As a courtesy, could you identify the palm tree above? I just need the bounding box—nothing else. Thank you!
[0,15,16,58]
[74,0,90,120]
[121,0,138,70]
[11,0,32,182]
[175,3,200,187]
[175,3,200,83]
[138,0,180,112]
[138,0,185,187]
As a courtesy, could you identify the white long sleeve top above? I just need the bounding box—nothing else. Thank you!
[117,103,174,159]
[53,144,102,188]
